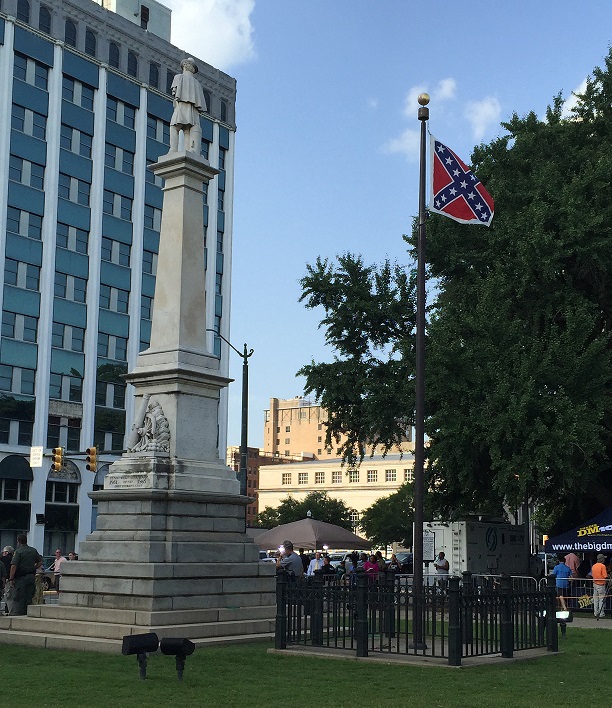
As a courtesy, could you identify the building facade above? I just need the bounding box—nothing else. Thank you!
[264,396,413,460]
[257,453,415,532]
[0,0,236,557]
[226,445,309,527]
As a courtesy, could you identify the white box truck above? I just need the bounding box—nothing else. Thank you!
[422,521,529,576]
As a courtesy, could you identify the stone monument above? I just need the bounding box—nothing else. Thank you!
[2,61,274,650]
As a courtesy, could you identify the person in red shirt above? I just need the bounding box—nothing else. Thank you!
[564,552,581,578]
[592,554,609,619]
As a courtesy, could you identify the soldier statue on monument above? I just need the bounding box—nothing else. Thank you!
[169,58,206,153]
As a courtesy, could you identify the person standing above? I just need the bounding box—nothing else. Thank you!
[387,554,403,573]
[321,556,336,577]
[592,553,609,620]
[1,546,13,578]
[434,552,450,587]
[551,556,572,611]
[298,549,310,575]
[52,549,67,592]
[2,546,14,615]
[8,534,42,616]
[306,552,324,576]
[364,554,379,580]
[276,540,303,579]
[564,551,581,578]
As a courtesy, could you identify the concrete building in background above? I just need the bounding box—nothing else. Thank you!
[257,453,415,532]
[226,445,310,526]
[264,396,413,459]
[0,0,236,557]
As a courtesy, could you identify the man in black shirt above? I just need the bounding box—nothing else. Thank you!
[8,534,42,615]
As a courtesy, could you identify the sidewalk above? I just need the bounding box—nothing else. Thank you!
[568,614,612,629]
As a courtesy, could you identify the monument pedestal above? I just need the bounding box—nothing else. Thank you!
[0,148,276,651]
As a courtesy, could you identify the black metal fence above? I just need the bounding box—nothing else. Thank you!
[275,570,558,665]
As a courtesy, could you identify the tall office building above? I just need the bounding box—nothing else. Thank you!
[264,397,414,459]
[0,0,236,556]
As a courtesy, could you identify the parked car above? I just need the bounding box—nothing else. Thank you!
[394,552,414,574]
[259,551,276,564]
[40,561,56,591]
[328,553,347,568]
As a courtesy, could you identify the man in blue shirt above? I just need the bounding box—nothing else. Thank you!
[551,556,573,610]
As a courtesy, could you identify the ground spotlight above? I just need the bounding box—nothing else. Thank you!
[160,637,196,681]
[121,632,159,679]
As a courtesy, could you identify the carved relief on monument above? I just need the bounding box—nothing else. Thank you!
[128,399,171,454]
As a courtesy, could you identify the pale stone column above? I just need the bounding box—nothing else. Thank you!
[103,149,237,494]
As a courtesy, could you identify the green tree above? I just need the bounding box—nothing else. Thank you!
[298,48,612,528]
[254,491,355,530]
[359,484,415,548]
[298,254,416,466]
[420,55,612,522]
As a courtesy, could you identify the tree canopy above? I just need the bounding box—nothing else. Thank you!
[298,254,416,466]
[254,491,355,530]
[359,484,418,548]
[298,48,612,531]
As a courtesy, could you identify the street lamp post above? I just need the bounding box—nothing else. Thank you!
[207,329,253,496]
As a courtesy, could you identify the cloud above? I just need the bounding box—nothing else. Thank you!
[402,78,456,117]
[434,78,457,102]
[167,0,256,71]
[464,96,501,141]
[562,78,587,117]
[381,128,420,161]
[367,97,379,110]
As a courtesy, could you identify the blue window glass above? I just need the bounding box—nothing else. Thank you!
[127,52,138,78]
[54,272,67,298]
[49,373,62,399]
[4,259,18,286]
[65,20,77,48]
[11,105,25,132]
[109,42,120,69]
[2,312,16,338]
[52,322,64,348]
[39,6,52,34]
[85,30,96,57]
[99,285,111,310]
[14,54,27,82]
[149,63,159,88]
[18,0,31,24]
[73,277,87,303]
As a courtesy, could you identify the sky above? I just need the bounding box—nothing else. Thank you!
[162,0,612,449]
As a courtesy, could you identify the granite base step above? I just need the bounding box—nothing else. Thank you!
[0,628,273,653]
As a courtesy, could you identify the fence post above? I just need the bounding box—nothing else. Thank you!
[447,575,462,666]
[500,573,513,658]
[311,570,324,645]
[275,569,287,649]
[355,569,368,657]
[461,571,473,646]
[546,574,558,652]
[384,570,396,639]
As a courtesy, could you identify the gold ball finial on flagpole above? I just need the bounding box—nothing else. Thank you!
[417,93,430,106]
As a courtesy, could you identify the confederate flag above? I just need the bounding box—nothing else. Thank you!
[429,137,494,226]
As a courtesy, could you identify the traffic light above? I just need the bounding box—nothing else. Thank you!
[52,447,64,472]
[85,446,97,472]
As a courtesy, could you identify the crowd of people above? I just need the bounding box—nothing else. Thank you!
[550,552,611,619]
[274,542,420,585]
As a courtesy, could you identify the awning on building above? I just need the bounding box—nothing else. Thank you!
[0,454,34,481]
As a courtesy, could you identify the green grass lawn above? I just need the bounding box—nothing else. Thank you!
[0,628,609,708]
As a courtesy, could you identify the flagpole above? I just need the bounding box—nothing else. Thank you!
[411,92,429,649]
